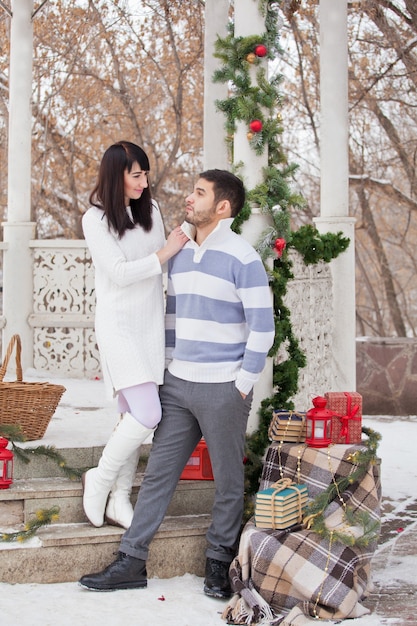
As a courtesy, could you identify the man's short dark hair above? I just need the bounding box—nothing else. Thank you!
[199,169,245,217]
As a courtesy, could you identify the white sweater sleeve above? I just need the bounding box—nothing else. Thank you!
[82,208,162,288]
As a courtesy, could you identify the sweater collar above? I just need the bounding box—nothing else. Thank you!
[180,218,234,249]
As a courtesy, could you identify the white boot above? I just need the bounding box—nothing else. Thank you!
[82,413,152,527]
[105,446,141,529]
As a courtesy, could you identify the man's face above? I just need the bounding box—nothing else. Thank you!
[184,178,218,228]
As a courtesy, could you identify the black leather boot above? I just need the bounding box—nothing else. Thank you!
[203,557,232,599]
[78,552,147,591]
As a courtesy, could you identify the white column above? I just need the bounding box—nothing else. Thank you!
[234,0,273,432]
[203,0,229,170]
[314,0,356,390]
[234,1,267,190]
[2,0,36,369]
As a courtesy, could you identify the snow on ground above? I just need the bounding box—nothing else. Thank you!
[1,375,416,626]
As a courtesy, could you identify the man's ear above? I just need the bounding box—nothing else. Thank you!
[216,199,232,217]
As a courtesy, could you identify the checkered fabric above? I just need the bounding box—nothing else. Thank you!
[222,442,381,625]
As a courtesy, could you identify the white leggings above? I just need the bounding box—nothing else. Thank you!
[117,382,162,429]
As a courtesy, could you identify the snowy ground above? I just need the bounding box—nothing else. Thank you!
[1,375,416,626]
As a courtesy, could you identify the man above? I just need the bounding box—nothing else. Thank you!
[79,169,275,598]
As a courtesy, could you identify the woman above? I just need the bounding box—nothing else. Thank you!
[82,140,188,529]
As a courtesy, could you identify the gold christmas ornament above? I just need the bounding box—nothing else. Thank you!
[246,52,256,63]
[247,132,254,141]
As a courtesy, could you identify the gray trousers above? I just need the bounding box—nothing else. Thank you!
[120,370,253,563]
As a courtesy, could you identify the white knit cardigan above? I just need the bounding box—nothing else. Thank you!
[82,201,166,397]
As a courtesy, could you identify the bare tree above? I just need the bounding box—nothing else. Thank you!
[276,0,417,337]
[0,0,205,238]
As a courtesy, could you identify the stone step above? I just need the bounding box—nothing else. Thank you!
[0,514,211,583]
[0,474,215,525]
[2,442,216,584]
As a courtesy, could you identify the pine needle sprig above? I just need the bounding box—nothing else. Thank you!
[11,443,84,480]
[304,505,380,548]
[0,424,27,441]
[1,505,60,543]
[0,423,85,480]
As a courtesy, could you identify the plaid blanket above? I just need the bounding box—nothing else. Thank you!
[222,442,381,625]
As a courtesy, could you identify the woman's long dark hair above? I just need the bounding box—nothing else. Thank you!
[89,141,153,237]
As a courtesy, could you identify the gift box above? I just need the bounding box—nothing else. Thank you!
[180,438,214,480]
[324,391,362,444]
[254,479,308,530]
[268,410,307,443]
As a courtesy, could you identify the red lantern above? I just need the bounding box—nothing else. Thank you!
[0,437,13,489]
[249,119,263,133]
[305,397,333,448]
[254,44,268,57]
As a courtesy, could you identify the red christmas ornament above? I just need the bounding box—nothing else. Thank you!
[249,119,263,133]
[274,238,286,258]
[255,44,268,57]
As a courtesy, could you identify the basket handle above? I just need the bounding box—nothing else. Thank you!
[0,334,23,382]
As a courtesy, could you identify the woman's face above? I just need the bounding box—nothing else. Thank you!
[124,161,148,206]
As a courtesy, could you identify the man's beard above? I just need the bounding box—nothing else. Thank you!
[184,207,216,228]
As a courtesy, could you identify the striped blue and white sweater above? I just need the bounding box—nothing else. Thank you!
[165,218,275,395]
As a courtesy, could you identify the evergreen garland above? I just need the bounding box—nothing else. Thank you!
[11,443,84,481]
[212,1,351,503]
[0,423,84,481]
[303,427,382,546]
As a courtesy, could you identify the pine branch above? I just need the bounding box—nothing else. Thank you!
[1,506,60,543]
[11,443,85,480]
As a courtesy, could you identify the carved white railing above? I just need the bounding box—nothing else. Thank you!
[28,241,100,378]
[280,252,333,411]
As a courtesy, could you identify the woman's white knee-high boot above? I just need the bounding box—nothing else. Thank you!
[82,413,152,528]
[104,446,141,529]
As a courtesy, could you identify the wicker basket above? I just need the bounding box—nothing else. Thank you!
[0,334,66,440]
